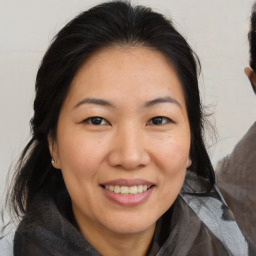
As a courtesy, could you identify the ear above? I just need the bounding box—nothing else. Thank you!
[244,67,256,94]
[186,158,192,168]
[48,134,61,169]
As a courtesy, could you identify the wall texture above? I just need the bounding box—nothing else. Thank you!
[1,0,256,206]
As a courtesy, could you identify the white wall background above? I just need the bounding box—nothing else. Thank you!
[0,0,256,206]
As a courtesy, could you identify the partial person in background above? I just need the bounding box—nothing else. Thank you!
[215,2,256,248]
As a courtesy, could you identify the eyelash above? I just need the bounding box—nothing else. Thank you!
[83,116,172,126]
[146,116,172,125]
[83,116,110,125]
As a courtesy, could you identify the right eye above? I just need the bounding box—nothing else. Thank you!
[83,116,110,125]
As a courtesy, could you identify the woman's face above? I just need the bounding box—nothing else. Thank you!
[51,46,191,238]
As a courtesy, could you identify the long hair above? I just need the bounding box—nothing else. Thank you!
[5,0,215,221]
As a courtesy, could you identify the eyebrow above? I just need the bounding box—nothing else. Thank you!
[73,98,115,109]
[143,96,181,109]
[73,96,181,110]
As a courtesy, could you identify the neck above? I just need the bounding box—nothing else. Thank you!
[77,217,155,256]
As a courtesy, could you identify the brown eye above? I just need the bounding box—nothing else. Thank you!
[147,116,171,125]
[85,116,109,125]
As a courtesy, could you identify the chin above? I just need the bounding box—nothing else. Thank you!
[102,211,158,235]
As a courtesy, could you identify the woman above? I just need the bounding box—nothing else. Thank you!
[4,1,248,255]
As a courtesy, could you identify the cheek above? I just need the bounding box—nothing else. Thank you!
[56,135,107,204]
[153,134,189,199]
[158,138,189,200]
[56,130,107,177]
[154,134,190,170]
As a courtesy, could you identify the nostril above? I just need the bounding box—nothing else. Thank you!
[107,138,150,169]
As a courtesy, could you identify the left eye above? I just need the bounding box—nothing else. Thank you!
[147,116,171,125]
[84,116,110,125]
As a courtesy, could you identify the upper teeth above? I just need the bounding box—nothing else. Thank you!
[105,185,149,195]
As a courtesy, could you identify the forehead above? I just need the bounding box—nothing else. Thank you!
[65,46,186,109]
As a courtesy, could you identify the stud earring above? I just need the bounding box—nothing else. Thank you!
[51,158,55,164]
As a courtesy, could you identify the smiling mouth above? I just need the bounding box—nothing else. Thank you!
[102,185,153,195]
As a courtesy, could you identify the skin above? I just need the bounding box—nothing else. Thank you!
[49,46,191,256]
[244,67,256,93]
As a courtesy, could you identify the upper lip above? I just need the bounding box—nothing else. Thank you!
[100,179,155,187]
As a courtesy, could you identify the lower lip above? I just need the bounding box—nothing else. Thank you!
[101,186,154,207]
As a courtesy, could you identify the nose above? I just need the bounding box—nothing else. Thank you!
[107,124,150,170]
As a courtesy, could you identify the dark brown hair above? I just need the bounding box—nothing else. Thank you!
[6,0,215,221]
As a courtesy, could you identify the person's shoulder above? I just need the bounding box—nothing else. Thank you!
[215,121,256,176]
[215,121,256,195]
[215,122,256,248]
